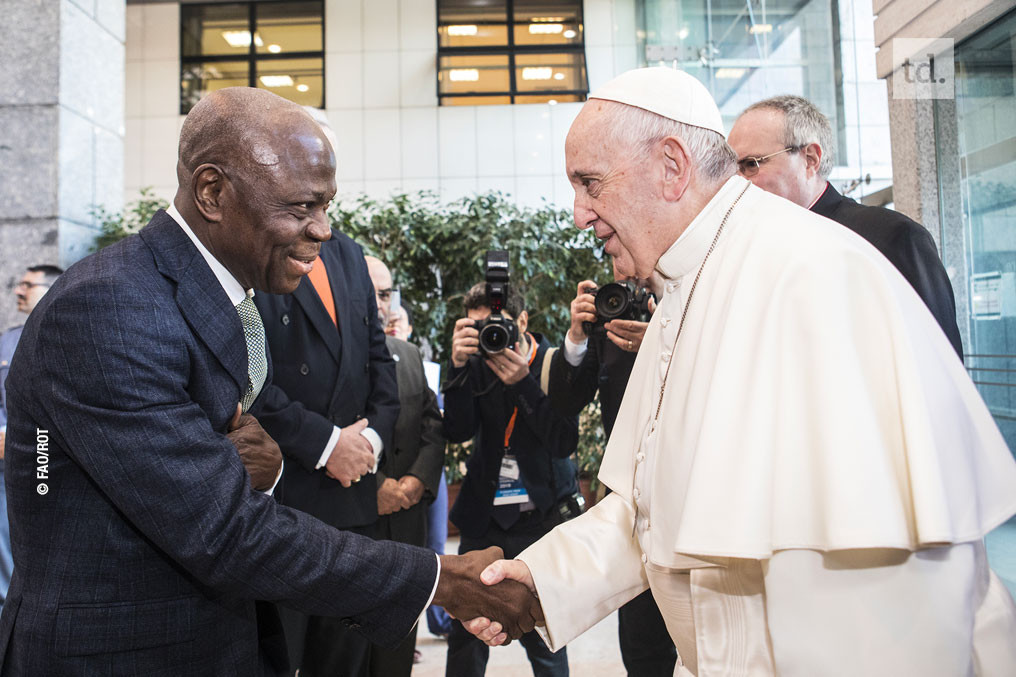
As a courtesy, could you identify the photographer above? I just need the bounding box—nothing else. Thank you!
[548,276,677,677]
[443,276,578,677]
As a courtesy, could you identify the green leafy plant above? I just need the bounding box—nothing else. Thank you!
[91,188,169,251]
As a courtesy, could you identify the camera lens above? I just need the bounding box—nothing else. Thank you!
[480,324,509,353]
[595,283,631,321]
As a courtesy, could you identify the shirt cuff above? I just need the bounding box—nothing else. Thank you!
[362,427,383,473]
[563,334,588,367]
[261,459,284,496]
[315,426,342,470]
[425,553,441,610]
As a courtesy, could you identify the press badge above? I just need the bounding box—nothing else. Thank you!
[493,454,529,505]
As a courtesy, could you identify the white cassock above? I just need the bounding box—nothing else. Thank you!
[519,176,1016,676]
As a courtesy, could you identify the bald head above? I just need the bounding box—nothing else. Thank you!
[173,87,337,295]
[178,87,332,191]
[365,256,394,324]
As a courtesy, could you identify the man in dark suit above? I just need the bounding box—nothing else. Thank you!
[443,282,578,677]
[728,94,964,357]
[252,220,399,674]
[546,279,677,677]
[365,256,445,676]
[0,87,539,675]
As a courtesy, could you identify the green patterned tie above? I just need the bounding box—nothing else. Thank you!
[235,294,267,413]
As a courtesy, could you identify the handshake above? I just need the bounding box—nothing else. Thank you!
[433,547,543,646]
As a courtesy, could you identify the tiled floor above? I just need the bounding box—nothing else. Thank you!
[412,521,1016,675]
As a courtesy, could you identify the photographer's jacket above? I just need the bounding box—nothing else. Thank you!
[443,334,578,539]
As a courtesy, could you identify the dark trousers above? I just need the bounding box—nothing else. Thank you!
[446,513,569,677]
[280,523,376,677]
[618,589,677,677]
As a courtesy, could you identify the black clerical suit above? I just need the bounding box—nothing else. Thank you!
[811,183,963,357]
[548,334,678,677]
[443,333,578,677]
[254,231,400,677]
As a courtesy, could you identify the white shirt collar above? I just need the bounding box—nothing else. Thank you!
[654,175,751,281]
[166,204,251,307]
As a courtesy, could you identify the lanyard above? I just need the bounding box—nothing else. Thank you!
[503,332,537,451]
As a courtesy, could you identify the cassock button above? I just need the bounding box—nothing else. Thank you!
[666,282,678,293]
[281,314,290,325]
[633,488,641,500]
[660,317,671,327]
[300,363,309,375]
[661,351,671,363]
[636,452,645,463]
[641,553,648,564]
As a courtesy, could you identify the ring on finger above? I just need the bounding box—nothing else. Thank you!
[628,339,633,350]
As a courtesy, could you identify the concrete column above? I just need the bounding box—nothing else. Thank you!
[0,0,125,332]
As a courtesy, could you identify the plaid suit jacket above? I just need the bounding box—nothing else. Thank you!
[0,211,436,675]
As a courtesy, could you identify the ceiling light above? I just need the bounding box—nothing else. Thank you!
[563,29,577,39]
[267,44,282,53]
[715,68,747,79]
[449,68,479,82]
[548,99,558,105]
[522,67,553,80]
[260,75,294,87]
[222,30,252,47]
[749,24,773,34]
[678,27,689,40]
[553,72,565,80]
[531,16,565,22]
[447,25,478,36]
[529,23,564,34]
[221,30,263,47]
[296,83,310,92]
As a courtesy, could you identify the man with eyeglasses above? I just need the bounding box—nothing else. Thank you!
[728,95,963,356]
[0,264,62,609]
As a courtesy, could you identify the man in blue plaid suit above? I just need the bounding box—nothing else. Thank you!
[0,88,539,675]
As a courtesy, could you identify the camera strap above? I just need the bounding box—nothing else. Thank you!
[502,332,538,453]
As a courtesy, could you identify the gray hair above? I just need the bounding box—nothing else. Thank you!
[602,102,736,182]
[742,95,835,179]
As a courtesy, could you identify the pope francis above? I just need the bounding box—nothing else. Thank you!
[464,67,1016,676]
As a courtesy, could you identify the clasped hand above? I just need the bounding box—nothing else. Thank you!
[434,547,544,644]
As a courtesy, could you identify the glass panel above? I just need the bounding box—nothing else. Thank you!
[255,57,324,107]
[438,0,508,48]
[512,0,583,46]
[181,61,250,114]
[515,93,584,104]
[441,95,513,106]
[638,0,838,138]
[255,1,323,55]
[514,52,586,92]
[181,3,250,58]
[438,54,511,95]
[938,9,1016,449]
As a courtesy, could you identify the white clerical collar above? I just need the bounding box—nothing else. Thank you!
[166,204,251,306]
[654,175,751,281]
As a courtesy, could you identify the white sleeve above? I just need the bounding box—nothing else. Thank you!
[517,492,648,651]
[260,459,284,496]
[762,543,981,677]
[314,426,342,470]
[360,427,383,473]
[562,334,589,367]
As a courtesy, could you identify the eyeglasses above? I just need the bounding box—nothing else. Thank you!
[375,288,396,301]
[15,281,49,291]
[736,146,800,177]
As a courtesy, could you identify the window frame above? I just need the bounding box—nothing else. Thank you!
[435,0,588,105]
[179,0,326,115]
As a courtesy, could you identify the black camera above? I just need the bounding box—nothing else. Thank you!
[582,280,656,335]
[475,250,518,355]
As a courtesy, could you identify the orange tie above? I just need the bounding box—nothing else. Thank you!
[307,256,337,327]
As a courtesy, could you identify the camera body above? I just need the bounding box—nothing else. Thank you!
[476,250,518,355]
[582,280,656,335]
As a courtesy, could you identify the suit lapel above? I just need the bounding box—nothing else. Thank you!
[293,273,341,363]
[140,211,248,392]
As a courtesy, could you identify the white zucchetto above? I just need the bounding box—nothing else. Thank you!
[588,67,726,137]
